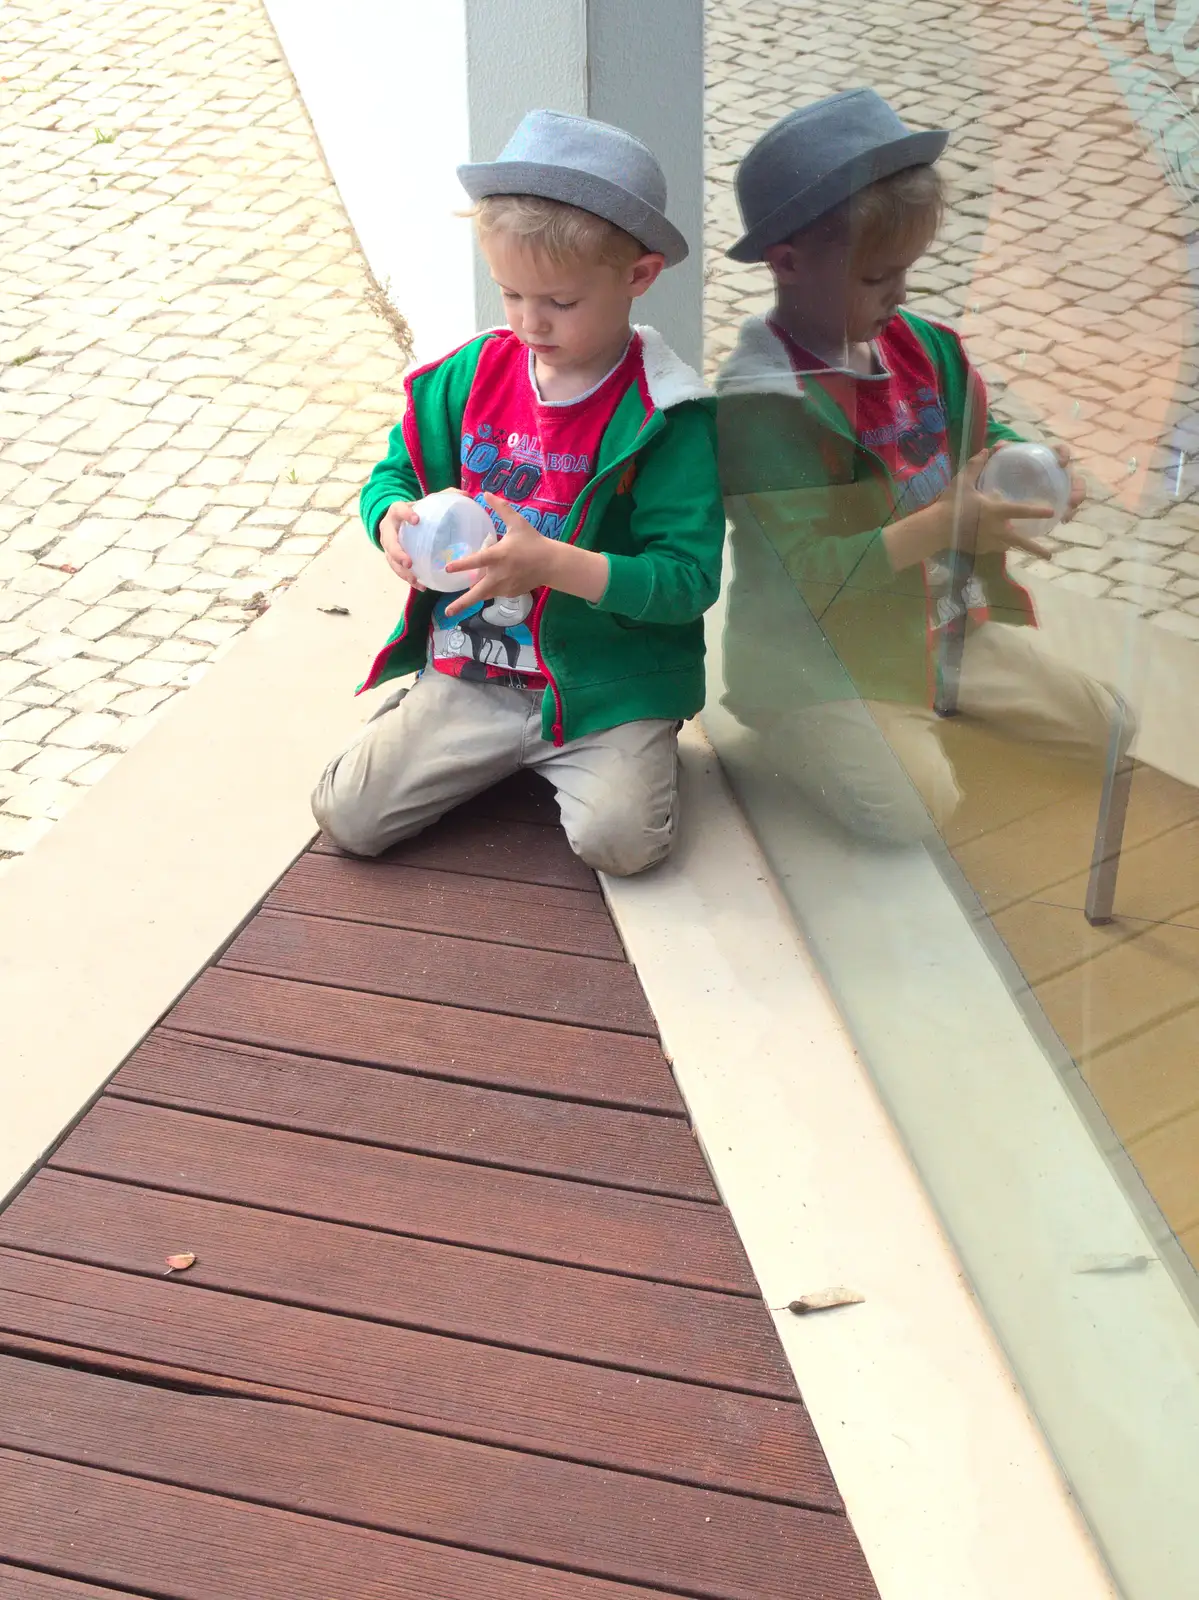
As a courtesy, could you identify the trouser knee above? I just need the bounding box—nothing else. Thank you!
[564,806,675,877]
[310,760,389,857]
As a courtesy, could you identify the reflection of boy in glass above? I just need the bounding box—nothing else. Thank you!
[717,90,1129,843]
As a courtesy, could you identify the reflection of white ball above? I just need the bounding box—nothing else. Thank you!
[978,443,1070,538]
[402,491,496,591]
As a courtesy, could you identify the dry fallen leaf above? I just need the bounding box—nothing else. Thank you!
[164,1252,197,1276]
[786,1288,864,1316]
[319,604,350,616]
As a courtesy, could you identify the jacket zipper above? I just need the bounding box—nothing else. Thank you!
[532,419,656,746]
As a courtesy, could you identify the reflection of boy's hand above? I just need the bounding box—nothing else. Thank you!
[1053,441,1085,522]
[377,501,426,588]
[942,449,1055,559]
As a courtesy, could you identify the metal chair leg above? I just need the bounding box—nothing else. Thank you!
[1085,695,1135,926]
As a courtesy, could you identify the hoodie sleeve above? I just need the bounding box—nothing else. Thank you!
[360,419,425,547]
[590,400,726,626]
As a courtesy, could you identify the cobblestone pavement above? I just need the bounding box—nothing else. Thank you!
[704,0,1199,638]
[6,0,1199,867]
[0,0,408,865]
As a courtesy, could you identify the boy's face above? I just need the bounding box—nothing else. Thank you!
[483,231,663,373]
[766,228,934,353]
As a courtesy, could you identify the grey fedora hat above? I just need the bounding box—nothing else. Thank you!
[728,88,948,262]
[458,109,689,266]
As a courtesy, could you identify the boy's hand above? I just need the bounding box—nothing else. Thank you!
[443,494,608,615]
[885,449,1055,571]
[377,501,425,588]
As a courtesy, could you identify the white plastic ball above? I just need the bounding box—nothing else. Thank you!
[402,490,497,591]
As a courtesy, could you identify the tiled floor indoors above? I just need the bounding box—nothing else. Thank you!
[936,725,1199,1269]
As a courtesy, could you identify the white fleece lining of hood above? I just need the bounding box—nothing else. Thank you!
[716,315,806,399]
[633,324,711,410]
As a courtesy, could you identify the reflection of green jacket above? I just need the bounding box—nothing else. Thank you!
[716,311,1034,715]
[358,326,724,745]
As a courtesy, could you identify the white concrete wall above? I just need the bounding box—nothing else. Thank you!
[464,0,589,336]
[262,0,475,365]
[586,0,705,370]
[265,0,705,372]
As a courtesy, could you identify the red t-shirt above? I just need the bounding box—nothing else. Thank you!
[769,315,989,629]
[429,331,643,688]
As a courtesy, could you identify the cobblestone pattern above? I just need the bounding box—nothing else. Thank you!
[0,0,409,863]
[703,0,1199,640]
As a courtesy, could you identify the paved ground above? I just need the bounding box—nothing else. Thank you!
[0,0,408,865]
[704,0,1199,635]
[4,0,1199,867]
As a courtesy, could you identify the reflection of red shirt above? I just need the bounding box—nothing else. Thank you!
[769,317,953,517]
[430,331,643,687]
[769,316,991,632]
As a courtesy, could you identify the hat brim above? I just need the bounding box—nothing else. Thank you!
[458,159,689,266]
[725,128,949,262]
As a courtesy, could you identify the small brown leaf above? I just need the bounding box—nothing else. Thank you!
[164,1252,196,1276]
[786,1287,864,1316]
[319,604,350,616]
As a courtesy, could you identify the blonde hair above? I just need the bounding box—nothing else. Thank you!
[798,164,946,261]
[468,194,648,268]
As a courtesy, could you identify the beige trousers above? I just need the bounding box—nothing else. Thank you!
[311,669,680,877]
[763,623,1128,846]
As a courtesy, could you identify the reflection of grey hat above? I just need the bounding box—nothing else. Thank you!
[728,89,949,262]
[458,109,689,266]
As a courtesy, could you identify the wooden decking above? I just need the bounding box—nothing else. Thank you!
[940,723,1199,1270]
[0,773,878,1600]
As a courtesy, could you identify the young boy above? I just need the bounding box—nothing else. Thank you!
[313,110,723,876]
[716,89,1129,844]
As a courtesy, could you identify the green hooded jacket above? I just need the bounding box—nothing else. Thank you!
[715,310,1034,718]
[357,326,725,745]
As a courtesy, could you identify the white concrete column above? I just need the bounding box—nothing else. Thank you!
[263,0,705,370]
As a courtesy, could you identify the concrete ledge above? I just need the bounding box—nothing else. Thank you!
[0,527,399,1206]
[602,723,1117,1600]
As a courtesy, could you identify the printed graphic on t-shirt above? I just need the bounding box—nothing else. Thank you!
[429,332,642,687]
[771,316,988,631]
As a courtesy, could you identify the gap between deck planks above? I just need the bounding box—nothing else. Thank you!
[0,772,880,1600]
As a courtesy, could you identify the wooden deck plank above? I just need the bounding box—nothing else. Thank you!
[112,1033,719,1201]
[3,1171,789,1395]
[47,1100,754,1292]
[267,854,625,959]
[0,1252,826,1503]
[0,1450,679,1600]
[315,810,601,893]
[455,769,560,826]
[169,969,683,1113]
[220,908,657,1035]
[0,1358,863,1599]
[0,1573,139,1599]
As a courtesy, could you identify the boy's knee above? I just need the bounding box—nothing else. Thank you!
[564,801,675,878]
[311,764,388,858]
